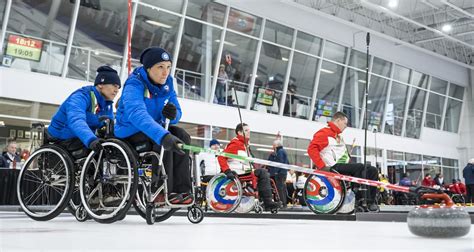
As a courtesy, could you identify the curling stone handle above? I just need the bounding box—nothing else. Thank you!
[420,193,454,207]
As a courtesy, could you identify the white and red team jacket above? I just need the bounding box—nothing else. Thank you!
[307,122,350,170]
[217,135,252,175]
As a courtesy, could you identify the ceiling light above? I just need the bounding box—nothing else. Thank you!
[214,40,237,47]
[358,79,366,83]
[388,0,398,8]
[320,68,334,74]
[441,24,452,33]
[145,20,172,29]
[281,57,289,61]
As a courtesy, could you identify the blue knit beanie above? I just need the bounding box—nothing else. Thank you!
[140,47,172,69]
[209,139,220,147]
[94,65,121,88]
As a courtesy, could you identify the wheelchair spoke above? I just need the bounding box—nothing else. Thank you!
[24,171,42,183]
[24,183,46,205]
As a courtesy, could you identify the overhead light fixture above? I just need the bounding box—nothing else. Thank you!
[358,79,366,83]
[320,68,334,74]
[214,40,237,47]
[388,0,398,8]
[145,20,172,29]
[441,24,452,33]
[281,57,289,61]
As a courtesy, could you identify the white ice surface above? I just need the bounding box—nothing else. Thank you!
[0,211,472,252]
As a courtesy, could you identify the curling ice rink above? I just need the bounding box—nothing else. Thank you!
[0,211,472,252]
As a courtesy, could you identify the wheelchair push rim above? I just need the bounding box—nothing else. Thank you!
[304,173,346,214]
[206,173,242,213]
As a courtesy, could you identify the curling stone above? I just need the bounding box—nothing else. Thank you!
[407,193,471,238]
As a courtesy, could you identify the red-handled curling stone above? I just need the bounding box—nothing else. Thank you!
[407,193,471,238]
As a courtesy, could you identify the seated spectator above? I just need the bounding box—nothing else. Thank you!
[421,174,435,187]
[2,141,20,169]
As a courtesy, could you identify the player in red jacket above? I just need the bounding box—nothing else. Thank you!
[307,112,379,212]
[217,123,280,211]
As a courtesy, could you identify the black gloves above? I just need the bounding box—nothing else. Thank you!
[224,169,238,180]
[161,133,185,155]
[162,103,177,120]
[89,138,105,153]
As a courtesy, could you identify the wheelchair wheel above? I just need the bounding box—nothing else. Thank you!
[145,203,156,225]
[187,206,204,224]
[133,181,180,222]
[206,173,242,213]
[79,139,138,224]
[303,173,346,214]
[17,145,74,221]
[234,196,256,214]
[75,205,88,222]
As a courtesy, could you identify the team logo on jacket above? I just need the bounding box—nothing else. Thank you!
[164,85,169,91]
[161,52,170,61]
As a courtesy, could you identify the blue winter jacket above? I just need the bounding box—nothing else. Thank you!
[48,86,114,147]
[463,163,474,185]
[267,146,289,176]
[115,66,182,145]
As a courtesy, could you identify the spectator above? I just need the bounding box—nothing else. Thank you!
[199,139,221,177]
[433,173,444,188]
[2,141,20,169]
[399,173,413,186]
[421,174,435,187]
[215,65,228,105]
[462,159,474,204]
[286,170,295,205]
[267,139,289,207]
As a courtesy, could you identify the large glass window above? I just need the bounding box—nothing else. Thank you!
[5,0,74,75]
[0,0,6,25]
[144,0,183,13]
[387,150,405,184]
[285,52,318,119]
[404,87,426,138]
[422,155,441,179]
[341,69,365,127]
[220,31,258,107]
[323,41,347,63]
[263,20,293,47]
[411,71,428,89]
[131,5,181,60]
[406,153,422,185]
[227,8,262,37]
[430,77,448,95]
[176,19,222,102]
[425,93,445,130]
[314,61,344,122]
[348,50,367,71]
[448,83,464,100]
[67,0,129,80]
[295,31,322,56]
[443,98,462,133]
[385,82,408,136]
[252,42,290,114]
[371,57,391,78]
[73,1,127,55]
[186,0,224,26]
[364,76,389,131]
[393,64,410,83]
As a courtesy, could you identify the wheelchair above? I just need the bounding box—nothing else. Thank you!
[302,171,348,214]
[17,123,96,222]
[129,122,204,225]
[206,171,281,214]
